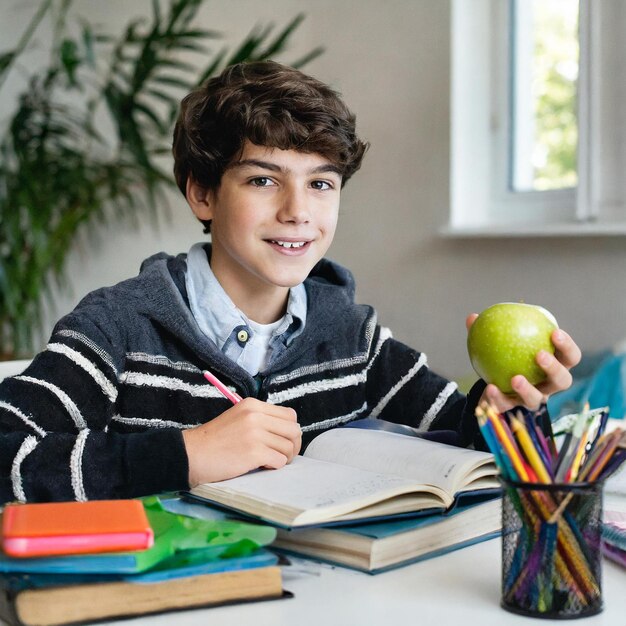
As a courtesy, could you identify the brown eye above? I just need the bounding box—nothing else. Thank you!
[250,177,274,187]
[311,180,331,190]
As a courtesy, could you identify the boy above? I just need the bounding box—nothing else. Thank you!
[0,61,580,503]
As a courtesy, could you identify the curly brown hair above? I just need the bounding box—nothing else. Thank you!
[172,60,368,231]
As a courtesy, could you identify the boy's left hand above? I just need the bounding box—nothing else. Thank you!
[466,314,582,413]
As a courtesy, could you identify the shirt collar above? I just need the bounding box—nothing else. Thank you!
[185,242,307,350]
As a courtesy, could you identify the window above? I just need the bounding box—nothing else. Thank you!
[510,0,579,193]
[447,0,626,236]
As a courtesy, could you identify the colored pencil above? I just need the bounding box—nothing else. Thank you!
[480,403,530,482]
[476,402,624,613]
[202,369,242,405]
[510,415,551,484]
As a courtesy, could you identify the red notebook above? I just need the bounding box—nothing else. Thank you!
[1,500,154,558]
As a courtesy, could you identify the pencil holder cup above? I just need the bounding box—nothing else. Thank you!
[500,479,603,619]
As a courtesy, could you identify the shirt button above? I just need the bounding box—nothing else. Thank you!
[237,329,249,343]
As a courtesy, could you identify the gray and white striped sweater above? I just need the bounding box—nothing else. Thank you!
[0,252,484,503]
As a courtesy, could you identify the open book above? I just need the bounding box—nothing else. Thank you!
[187,428,499,528]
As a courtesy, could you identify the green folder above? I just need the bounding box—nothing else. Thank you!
[0,496,276,574]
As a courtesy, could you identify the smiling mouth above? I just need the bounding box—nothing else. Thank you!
[268,240,309,249]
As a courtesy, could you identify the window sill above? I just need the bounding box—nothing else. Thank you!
[440,220,626,239]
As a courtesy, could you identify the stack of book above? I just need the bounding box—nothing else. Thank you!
[603,510,626,568]
[0,497,285,626]
[181,426,503,573]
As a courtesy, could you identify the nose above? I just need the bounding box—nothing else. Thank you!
[277,186,311,224]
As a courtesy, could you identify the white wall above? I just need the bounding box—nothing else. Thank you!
[4,1,626,382]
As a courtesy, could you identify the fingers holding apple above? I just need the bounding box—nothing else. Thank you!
[550,328,582,370]
[465,313,479,331]
[466,302,580,410]
[481,378,545,412]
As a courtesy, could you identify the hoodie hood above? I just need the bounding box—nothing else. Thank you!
[138,246,356,300]
[138,246,371,372]
[307,257,357,303]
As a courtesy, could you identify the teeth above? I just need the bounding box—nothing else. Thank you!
[272,241,306,248]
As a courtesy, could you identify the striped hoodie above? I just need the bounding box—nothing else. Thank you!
[0,252,485,503]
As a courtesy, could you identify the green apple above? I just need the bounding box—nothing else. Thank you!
[467,302,558,393]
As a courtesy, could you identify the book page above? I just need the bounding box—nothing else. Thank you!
[304,428,497,497]
[193,456,448,526]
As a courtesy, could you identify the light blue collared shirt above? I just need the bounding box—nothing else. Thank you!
[185,243,307,376]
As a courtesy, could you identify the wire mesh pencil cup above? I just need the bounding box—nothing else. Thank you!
[501,479,603,619]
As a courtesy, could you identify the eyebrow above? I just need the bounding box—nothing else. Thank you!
[230,159,343,177]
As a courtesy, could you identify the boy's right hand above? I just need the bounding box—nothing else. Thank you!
[181,398,302,487]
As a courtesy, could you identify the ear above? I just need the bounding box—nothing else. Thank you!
[186,178,214,221]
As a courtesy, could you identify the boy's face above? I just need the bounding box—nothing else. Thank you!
[188,141,342,320]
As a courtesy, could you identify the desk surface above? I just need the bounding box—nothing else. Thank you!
[0,492,619,626]
[98,536,626,626]
[99,492,626,626]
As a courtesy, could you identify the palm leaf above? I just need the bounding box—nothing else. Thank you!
[253,13,306,59]
[0,0,53,89]
[287,46,325,69]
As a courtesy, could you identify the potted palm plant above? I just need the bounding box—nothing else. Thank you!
[0,0,322,358]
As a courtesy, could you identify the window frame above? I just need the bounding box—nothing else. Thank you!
[446,0,626,237]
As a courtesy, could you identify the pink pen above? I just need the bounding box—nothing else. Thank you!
[202,369,242,404]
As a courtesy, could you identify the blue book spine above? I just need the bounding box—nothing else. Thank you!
[0,550,278,588]
[603,523,626,551]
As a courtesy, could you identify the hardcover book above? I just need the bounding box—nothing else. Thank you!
[0,551,284,626]
[187,428,499,528]
[602,509,626,567]
[273,498,501,573]
[603,509,626,551]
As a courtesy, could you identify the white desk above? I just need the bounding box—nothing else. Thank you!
[99,536,626,626]
[0,492,619,626]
